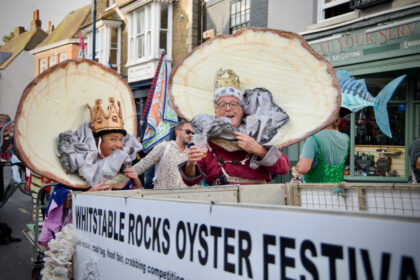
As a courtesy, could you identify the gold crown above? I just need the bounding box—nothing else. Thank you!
[87,97,125,134]
[214,68,240,90]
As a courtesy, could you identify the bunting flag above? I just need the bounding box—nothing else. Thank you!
[107,57,112,69]
[142,52,178,151]
[78,34,86,58]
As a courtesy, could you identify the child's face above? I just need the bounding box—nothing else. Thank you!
[100,132,124,157]
[292,169,299,178]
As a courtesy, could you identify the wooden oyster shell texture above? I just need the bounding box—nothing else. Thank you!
[14,59,137,188]
[169,28,341,148]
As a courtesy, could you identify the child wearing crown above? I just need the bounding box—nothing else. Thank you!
[39,97,142,246]
[57,97,143,190]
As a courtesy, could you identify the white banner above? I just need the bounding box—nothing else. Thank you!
[73,193,420,280]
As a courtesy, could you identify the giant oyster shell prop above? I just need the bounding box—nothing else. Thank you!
[14,59,137,188]
[169,28,341,147]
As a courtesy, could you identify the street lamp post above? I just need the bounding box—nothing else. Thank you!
[92,0,97,61]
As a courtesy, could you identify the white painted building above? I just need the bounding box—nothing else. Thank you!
[0,11,47,118]
[0,52,35,118]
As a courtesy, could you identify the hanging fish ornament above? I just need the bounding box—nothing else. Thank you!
[336,70,406,138]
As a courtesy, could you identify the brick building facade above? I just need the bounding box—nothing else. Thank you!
[31,5,91,76]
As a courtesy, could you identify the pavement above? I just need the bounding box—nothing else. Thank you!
[0,183,34,280]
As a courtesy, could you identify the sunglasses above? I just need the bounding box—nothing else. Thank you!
[180,129,194,135]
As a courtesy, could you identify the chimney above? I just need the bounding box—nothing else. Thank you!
[14,26,26,36]
[48,21,55,34]
[30,10,42,30]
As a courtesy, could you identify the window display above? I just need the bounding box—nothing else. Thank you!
[341,75,407,178]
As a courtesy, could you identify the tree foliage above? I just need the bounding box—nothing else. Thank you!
[2,32,14,44]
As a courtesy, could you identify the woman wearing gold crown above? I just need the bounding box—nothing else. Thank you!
[38,97,142,246]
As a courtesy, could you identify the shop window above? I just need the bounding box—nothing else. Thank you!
[59,53,67,62]
[318,0,352,21]
[95,29,103,62]
[136,8,146,59]
[127,3,171,65]
[110,27,118,71]
[343,75,407,178]
[159,4,168,54]
[86,24,121,72]
[230,0,250,34]
[49,56,56,67]
[365,76,406,101]
[39,58,47,73]
[128,6,151,62]
[106,0,116,9]
[354,104,404,146]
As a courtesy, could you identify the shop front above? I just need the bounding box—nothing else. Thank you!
[305,12,420,182]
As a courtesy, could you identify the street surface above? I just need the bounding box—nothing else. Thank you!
[0,187,33,280]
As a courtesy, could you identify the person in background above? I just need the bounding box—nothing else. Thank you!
[295,116,349,183]
[0,114,14,161]
[409,137,420,184]
[1,114,31,197]
[290,166,303,184]
[124,120,193,189]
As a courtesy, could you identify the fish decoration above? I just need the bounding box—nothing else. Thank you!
[336,70,406,138]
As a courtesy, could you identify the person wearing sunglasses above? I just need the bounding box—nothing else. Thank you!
[125,120,194,189]
[179,69,290,186]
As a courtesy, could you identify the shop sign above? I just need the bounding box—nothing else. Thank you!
[309,16,420,66]
[73,193,420,280]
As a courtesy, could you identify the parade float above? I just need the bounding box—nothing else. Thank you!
[13,28,420,279]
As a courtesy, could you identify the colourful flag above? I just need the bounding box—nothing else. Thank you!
[107,57,112,69]
[142,52,178,151]
[78,34,86,58]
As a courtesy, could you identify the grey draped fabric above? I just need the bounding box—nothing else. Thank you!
[57,123,143,186]
[191,115,243,140]
[190,87,289,170]
[242,88,289,144]
[191,87,289,144]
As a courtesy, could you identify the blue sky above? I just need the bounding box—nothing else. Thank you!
[0,0,91,39]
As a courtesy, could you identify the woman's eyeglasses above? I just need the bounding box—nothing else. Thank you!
[180,129,194,135]
[216,101,241,110]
